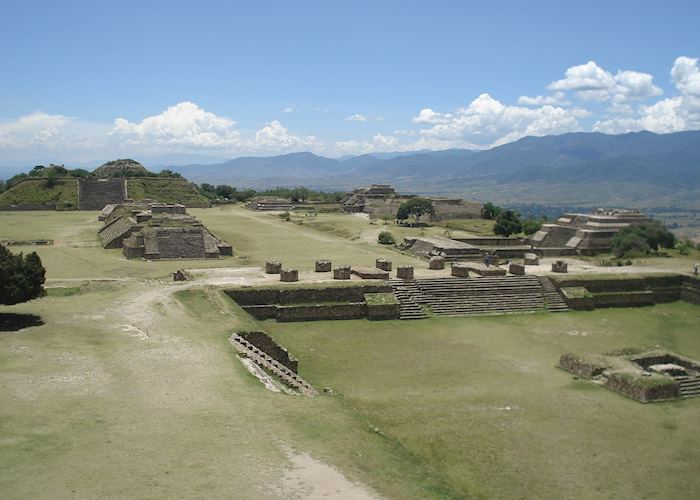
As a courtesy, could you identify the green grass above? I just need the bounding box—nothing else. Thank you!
[125,178,210,207]
[0,178,78,208]
[266,305,700,499]
[2,208,700,499]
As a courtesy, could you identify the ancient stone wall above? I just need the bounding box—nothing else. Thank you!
[558,353,607,378]
[78,178,127,210]
[604,372,679,403]
[238,330,298,372]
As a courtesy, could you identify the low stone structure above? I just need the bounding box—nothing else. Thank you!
[559,349,700,402]
[531,208,654,255]
[315,259,331,272]
[173,270,188,281]
[334,266,351,280]
[266,260,282,274]
[351,266,390,280]
[401,236,481,261]
[552,260,568,273]
[429,256,445,270]
[245,197,295,211]
[98,202,231,259]
[509,263,526,276]
[375,259,392,271]
[451,263,470,277]
[280,268,299,282]
[457,262,506,277]
[524,253,540,265]
[397,266,414,280]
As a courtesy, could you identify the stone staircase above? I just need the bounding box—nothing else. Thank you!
[230,334,317,396]
[390,280,429,320]
[677,375,700,398]
[390,276,571,319]
[537,276,571,312]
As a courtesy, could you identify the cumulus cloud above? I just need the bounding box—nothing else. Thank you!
[409,93,587,149]
[282,106,295,113]
[517,92,569,107]
[594,56,700,133]
[111,101,241,148]
[548,61,662,103]
[0,112,73,148]
[253,120,321,152]
[346,113,368,122]
[333,133,399,155]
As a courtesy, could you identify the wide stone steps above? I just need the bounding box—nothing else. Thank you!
[390,275,571,319]
[678,376,700,398]
[230,334,318,396]
[538,276,571,312]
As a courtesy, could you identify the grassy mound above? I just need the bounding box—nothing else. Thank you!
[126,178,210,207]
[0,178,78,209]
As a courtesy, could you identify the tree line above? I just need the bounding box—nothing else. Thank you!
[196,184,347,204]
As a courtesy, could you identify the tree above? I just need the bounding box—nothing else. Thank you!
[522,217,543,236]
[377,231,395,245]
[396,198,434,225]
[481,202,502,220]
[44,169,59,188]
[0,245,46,305]
[493,210,523,237]
[611,221,676,257]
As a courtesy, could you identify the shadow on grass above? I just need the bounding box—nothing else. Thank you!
[0,313,44,332]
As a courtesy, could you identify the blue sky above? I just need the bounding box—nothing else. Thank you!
[1,0,699,166]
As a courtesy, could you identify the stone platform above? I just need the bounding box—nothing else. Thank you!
[456,262,507,276]
[351,266,390,280]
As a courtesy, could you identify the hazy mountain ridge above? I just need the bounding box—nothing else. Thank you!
[165,131,700,208]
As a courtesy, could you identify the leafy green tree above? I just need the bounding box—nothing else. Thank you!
[396,198,434,225]
[611,221,676,257]
[611,231,650,258]
[377,231,396,245]
[44,169,59,188]
[522,217,543,235]
[0,245,46,305]
[493,210,523,237]
[480,202,502,220]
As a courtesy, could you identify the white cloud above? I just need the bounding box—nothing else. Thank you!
[111,101,241,148]
[0,112,72,148]
[333,133,399,155]
[253,120,321,152]
[548,61,661,103]
[594,56,700,133]
[346,113,368,122]
[517,92,569,107]
[282,106,295,113]
[409,93,587,149]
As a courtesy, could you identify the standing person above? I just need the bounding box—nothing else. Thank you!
[694,263,699,276]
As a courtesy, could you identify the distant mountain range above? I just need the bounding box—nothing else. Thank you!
[168,130,700,209]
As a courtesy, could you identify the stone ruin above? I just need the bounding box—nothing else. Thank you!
[245,197,295,211]
[530,208,654,255]
[78,178,127,210]
[559,349,700,402]
[340,184,480,221]
[98,202,232,260]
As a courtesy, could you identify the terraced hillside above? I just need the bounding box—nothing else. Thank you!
[0,178,78,209]
[0,176,209,210]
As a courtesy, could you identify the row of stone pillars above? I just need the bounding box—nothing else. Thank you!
[265,258,420,282]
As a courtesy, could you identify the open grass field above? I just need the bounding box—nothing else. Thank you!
[1,207,700,499]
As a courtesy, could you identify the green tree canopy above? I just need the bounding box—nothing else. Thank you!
[481,202,502,220]
[493,210,523,237]
[396,198,434,225]
[611,221,676,257]
[0,245,46,305]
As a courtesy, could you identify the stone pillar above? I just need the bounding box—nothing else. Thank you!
[524,253,540,265]
[375,258,392,271]
[334,266,351,280]
[451,263,470,277]
[173,270,188,281]
[551,260,568,273]
[396,265,414,280]
[280,268,299,282]
[509,263,526,276]
[315,259,332,272]
[265,260,282,274]
[429,256,445,270]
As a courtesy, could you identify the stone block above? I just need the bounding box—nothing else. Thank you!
[280,268,299,282]
[396,265,414,280]
[334,266,351,280]
[524,253,540,265]
[509,263,526,276]
[429,256,445,270]
[315,259,332,272]
[375,258,392,271]
[265,260,282,274]
[552,260,568,273]
[173,269,188,281]
[451,263,470,277]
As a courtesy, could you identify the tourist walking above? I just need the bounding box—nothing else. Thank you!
[694,263,699,276]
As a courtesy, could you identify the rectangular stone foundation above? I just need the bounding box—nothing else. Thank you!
[351,266,390,280]
[458,262,506,276]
